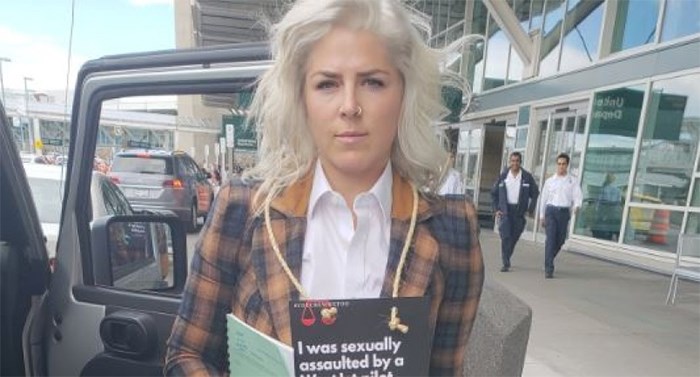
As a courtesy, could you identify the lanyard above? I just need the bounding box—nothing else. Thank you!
[263,184,419,333]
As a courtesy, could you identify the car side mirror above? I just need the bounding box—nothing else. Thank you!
[91,214,187,293]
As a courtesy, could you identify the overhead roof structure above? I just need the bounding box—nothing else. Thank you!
[191,0,469,47]
[189,0,592,111]
[191,0,283,46]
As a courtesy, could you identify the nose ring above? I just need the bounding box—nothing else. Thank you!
[341,105,362,117]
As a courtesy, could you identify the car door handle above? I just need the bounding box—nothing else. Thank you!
[99,311,157,358]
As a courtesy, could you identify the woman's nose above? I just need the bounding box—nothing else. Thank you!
[339,88,361,118]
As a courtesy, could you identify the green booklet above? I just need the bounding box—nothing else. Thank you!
[227,314,294,376]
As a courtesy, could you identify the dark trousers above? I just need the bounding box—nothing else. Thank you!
[545,206,571,273]
[499,205,526,268]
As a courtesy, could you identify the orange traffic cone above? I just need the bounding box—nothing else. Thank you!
[647,209,670,245]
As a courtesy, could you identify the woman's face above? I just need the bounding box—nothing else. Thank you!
[304,26,404,186]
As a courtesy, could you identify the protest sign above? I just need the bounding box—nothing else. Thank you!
[290,297,430,377]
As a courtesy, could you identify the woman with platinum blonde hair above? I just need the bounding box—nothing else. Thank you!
[166,0,483,375]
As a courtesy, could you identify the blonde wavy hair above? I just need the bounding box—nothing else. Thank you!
[243,0,471,210]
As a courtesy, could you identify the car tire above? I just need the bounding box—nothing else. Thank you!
[187,201,198,233]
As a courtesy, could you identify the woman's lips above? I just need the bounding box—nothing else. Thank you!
[335,131,368,144]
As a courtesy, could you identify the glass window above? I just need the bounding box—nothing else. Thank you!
[124,128,153,149]
[467,0,488,93]
[471,41,486,94]
[539,0,566,76]
[518,105,530,126]
[101,181,119,216]
[484,15,509,90]
[111,156,172,175]
[571,114,586,177]
[502,122,517,169]
[529,0,546,32]
[511,0,531,22]
[26,177,63,224]
[610,0,660,53]
[692,179,700,207]
[456,128,482,200]
[574,86,644,241]
[507,46,524,84]
[623,207,683,254]
[506,0,530,85]
[532,119,548,184]
[559,0,604,72]
[632,73,700,206]
[686,212,700,236]
[101,180,132,216]
[660,0,700,42]
[515,128,529,149]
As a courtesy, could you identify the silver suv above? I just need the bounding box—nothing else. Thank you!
[109,150,213,232]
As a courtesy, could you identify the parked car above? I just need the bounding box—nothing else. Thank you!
[0,43,268,376]
[23,163,134,260]
[108,149,213,232]
[20,152,51,164]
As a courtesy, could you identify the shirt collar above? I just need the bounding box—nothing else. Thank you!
[509,169,522,180]
[308,160,393,221]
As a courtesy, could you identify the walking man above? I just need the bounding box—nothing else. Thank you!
[491,152,539,272]
[539,153,582,279]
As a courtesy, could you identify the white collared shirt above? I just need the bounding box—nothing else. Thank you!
[438,169,464,195]
[505,170,522,205]
[301,161,393,299]
[539,173,583,219]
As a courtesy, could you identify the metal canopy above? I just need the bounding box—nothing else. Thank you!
[192,0,468,47]
[192,0,284,46]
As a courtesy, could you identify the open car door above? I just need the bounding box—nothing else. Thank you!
[0,99,51,376]
[25,43,271,376]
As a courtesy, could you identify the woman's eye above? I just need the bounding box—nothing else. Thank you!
[316,80,337,90]
[364,78,385,88]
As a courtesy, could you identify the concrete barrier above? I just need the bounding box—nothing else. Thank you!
[465,278,532,377]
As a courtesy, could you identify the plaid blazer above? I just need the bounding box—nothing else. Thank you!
[165,172,484,376]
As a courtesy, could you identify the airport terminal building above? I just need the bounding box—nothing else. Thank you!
[417,0,700,269]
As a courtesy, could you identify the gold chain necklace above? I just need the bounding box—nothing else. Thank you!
[264,184,419,333]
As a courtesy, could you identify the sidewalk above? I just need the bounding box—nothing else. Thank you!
[478,230,700,377]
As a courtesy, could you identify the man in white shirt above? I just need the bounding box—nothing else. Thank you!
[538,153,582,279]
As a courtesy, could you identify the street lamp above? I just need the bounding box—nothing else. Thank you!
[24,76,34,153]
[0,57,10,105]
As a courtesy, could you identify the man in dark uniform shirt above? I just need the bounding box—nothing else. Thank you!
[491,152,540,272]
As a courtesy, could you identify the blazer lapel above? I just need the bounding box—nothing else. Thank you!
[250,214,304,345]
[381,173,439,298]
[251,175,312,345]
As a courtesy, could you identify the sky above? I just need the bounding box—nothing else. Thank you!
[0,0,174,93]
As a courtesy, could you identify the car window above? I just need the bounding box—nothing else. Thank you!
[178,156,194,178]
[100,180,120,216]
[101,179,132,215]
[109,181,134,215]
[173,157,186,177]
[186,157,200,178]
[111,156,173,175]
[26,177,62,224]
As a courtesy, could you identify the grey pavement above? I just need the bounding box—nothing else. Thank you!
[479,230,700,377]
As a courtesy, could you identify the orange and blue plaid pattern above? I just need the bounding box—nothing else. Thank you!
[165,173,484,376]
